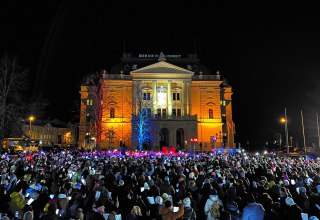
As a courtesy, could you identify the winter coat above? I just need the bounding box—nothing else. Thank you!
[160,183,175,196]
[241,202,265,220]
[10,191,26,219]
[178,206,196,220]
[204,195,223,220]
[159,204,184,220]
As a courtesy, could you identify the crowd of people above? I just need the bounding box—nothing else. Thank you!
[0,149,320,220]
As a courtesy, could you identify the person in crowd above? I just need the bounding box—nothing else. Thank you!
[204,188,224,220]
[179,196,196,219]
[159,200,184,220]
[40,203,59,220]
[241,194,265,220]
[126,205,143,220]
[23,211,34,220]
[284,197,303,220]
[10,184,26,220]
[1,147,320,220]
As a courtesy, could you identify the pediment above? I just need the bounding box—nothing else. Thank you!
[131,61,194,74]
[131,61,194,80]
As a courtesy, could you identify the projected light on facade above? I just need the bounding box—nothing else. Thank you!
[157,86,167,107]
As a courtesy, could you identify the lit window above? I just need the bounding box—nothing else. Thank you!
[86,99,93,105]
[172,109,176,116]
[172,109,181,116]
[157,87,167,107]
[172,93,180,100]
[209,109,213,118]
[223,101,226,106]
[143,92,151,100]
[177,109,181,116]
[162,109,166,116]
[110,108,115,118]
[107,130,115,143]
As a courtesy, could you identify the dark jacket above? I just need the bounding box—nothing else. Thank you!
[85,210,105,220]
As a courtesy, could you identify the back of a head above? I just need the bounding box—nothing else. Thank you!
[165,200,172,208]
[23,211,34,220]
[210,188,217,195]
[75,208,84,220]
[220,210,232,220]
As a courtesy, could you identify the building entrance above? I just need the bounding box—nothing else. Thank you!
[159,128,169,149]
[176,128,184,150]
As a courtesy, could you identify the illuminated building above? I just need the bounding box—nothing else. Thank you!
[22,119,78,147]
[79,52,235,151]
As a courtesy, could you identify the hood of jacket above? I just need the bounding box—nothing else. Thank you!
[10,191,21,200]
[209,194,219,201]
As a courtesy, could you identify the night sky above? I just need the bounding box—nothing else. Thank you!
[1,1,320,149]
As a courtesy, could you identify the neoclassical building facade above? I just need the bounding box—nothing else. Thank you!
[79,52,235,151]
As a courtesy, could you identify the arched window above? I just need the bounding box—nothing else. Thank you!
[209,109,213,118]
[110,108,115,118]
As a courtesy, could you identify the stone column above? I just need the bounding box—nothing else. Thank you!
[186,81,191,114]
[181,81,185,116]
[152,80,157,116]
[167,80,172,116]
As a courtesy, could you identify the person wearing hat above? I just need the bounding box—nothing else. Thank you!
[40,203,59,220]
[180,197,196,220]
[159,200,184,220]
[284,197,303,220]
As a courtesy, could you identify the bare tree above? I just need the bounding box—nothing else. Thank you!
[0,53,28,138]
[132,82,156,151]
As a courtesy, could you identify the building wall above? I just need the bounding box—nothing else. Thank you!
[191,80,225,150]
[99,80,133,149]
[79,62,235,150]
[22,123,77,146]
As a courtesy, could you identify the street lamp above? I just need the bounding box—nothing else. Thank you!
[28,115,35,137]
[280,108,289,154]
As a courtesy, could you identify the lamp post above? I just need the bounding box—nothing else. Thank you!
[280,108,289,154]
[28,115,35,137]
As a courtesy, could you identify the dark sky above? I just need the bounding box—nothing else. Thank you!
[1,1,320,148]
